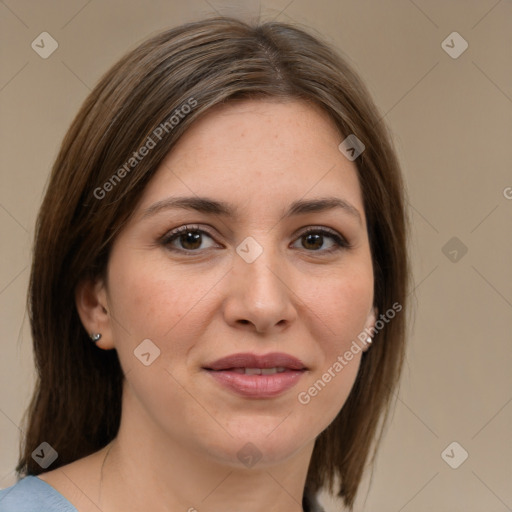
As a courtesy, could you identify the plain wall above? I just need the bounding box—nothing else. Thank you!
[0,1,511,511]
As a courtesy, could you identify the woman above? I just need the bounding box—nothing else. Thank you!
[0,15,409,512]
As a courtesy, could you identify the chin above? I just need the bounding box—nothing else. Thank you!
[202,418,312,468]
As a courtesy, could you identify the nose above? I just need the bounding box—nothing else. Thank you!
[222,242,298,334]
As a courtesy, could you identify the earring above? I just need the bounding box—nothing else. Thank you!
[366,336,372,345]
[90,333,102,343]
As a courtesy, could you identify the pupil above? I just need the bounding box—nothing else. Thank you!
[181,231,201,250]
[305,233,322,250]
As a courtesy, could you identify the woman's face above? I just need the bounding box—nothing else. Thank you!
[97,99,376,467]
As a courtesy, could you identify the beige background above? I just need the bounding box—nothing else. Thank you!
[1,1,511,511]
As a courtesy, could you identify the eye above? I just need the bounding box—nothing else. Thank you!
[291,227,349,253]
[160,225,350,255]
[160,225,220,253]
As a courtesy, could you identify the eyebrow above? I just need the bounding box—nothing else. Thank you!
[142,196,362,224]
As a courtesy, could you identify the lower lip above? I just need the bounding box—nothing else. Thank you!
[205,369,305,398]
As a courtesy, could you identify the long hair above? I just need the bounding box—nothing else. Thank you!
[18,16,410,509]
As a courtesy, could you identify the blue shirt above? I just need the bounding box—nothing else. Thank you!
[0,476,77,512]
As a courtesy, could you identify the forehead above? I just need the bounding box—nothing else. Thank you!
[175,98,343,157]
[138,99,364,221]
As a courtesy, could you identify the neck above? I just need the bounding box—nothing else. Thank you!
[98,389,315,512]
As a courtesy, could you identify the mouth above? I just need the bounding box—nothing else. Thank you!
[216,366,291,375]
[202,352,308,398]
[203,352,307,371]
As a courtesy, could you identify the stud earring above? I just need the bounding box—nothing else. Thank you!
[366,336,372,345]
[90,333,102,343]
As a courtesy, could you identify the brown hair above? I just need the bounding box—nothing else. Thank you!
[18,15,410,509]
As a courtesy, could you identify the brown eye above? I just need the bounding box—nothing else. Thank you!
[302,233,324,250]
[293,228,348,253]
[162,226,218,253]
[177,231,203,250]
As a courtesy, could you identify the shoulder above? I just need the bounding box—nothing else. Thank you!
[0,475,77,512]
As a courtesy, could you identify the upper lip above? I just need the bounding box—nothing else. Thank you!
[203,352,307,371]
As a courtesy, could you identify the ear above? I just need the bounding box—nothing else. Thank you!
[362,306,378,353]
[75,277,115,350]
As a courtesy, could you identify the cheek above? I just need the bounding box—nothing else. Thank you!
[304,267,374,349]
[296,329,364,437]
[294,266,372,426]
[105,251,228,378]
[104,256,207,429]
[305,353,361,415]
[107,254,199,340]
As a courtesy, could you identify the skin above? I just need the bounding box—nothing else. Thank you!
[39,99,377,512]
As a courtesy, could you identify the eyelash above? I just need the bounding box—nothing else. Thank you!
[159,224,350,255]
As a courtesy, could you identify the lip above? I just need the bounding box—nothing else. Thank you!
[202,352,308,399]
[203,352,307,371]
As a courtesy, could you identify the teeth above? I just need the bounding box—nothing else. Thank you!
[245,368,262,375]
[243,367,287,375]
[217,367,289,374]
